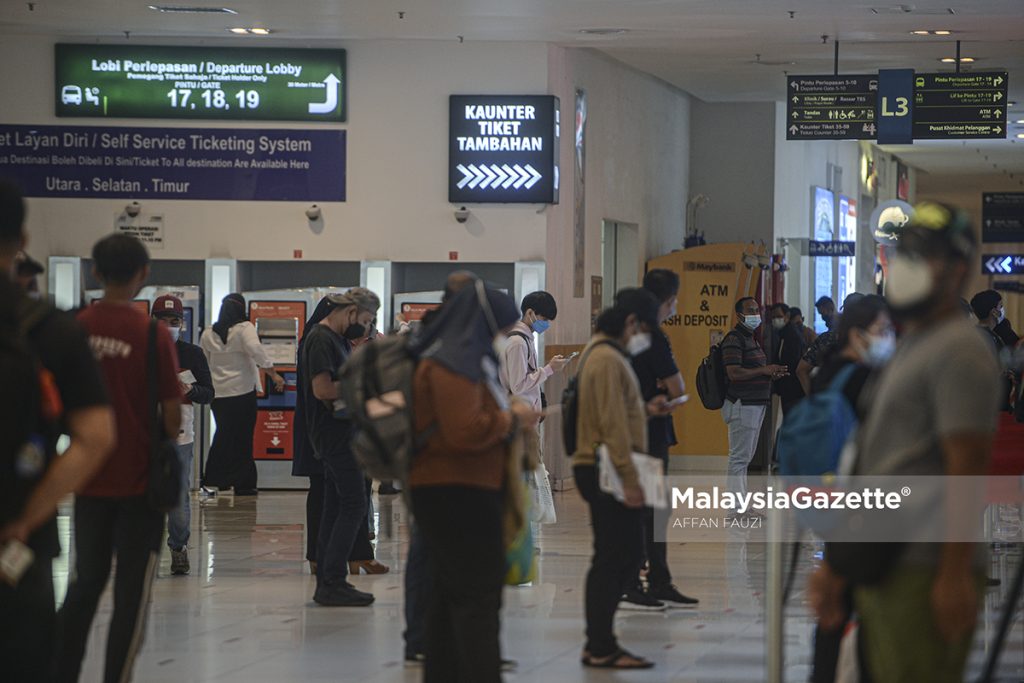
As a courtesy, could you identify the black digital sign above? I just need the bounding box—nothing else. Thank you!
[449,95,559,204]
[786,76,878,140]
[913,72,1008,140]
[983,193,1024,243]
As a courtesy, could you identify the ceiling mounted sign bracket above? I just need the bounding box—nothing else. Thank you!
[955,39,961,74]
[834,40,840,76]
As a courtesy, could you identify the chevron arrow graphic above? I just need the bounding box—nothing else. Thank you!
[467,165,485,189]
[524,165,542,189]
[457,165,474,189]
[480,165,498,189]
[501,164,517,189]
[512,164,528,189]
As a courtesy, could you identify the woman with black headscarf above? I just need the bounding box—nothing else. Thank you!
[408,280,541,683]
[200,293,285,495]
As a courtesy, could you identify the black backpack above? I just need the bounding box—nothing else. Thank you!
[1,297,58,530]
[695,332,738,410]
[561,340,616,456]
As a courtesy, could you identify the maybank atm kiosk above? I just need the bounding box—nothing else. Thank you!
[243,287,354,489]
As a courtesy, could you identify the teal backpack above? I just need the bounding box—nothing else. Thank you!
[777,364,858,478]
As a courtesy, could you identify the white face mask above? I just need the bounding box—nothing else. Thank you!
[627,332,652,357]
[772,318,786,331]
[886,254,934,309]
[864,332,896,367]
[167,327,181,343]
[743,315,762,331]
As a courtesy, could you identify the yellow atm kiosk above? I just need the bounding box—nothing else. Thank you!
[647,243,767,462]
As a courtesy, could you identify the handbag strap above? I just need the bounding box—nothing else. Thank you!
[146,320,161,450]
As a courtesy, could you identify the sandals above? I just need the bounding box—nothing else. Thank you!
[581,648,655,669]
[348,560,390,575]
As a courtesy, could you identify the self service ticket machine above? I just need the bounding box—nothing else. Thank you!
[243,287,354,489]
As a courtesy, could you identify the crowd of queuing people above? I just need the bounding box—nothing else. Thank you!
[1,173,1018,683]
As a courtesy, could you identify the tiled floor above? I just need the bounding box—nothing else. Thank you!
[58,488,1023,682]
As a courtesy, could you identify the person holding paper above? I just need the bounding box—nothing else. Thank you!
[571,287,671,670]
[152,294,214,576]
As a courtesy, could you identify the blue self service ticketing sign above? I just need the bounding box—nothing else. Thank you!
[0,124,346,201]
[983,254,1024,275]
[876,69,914,144]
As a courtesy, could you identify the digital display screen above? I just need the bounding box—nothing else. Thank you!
[55,44,346,122]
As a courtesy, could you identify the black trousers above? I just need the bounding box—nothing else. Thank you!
[57,495,164,683]
[1,555,56,682]
[411,486,504,683]
[641,447,672,590]
[575,464,645,657]
[205,391,258,491]
[307,473,374,564]
[316,451,366,589]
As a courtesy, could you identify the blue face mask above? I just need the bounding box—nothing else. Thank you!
[531,319,551,334]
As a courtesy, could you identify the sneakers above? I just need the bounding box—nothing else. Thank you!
[313,584,375,607]
[649,584,699,608]
[618,588,667,612]
[170,548,190,575]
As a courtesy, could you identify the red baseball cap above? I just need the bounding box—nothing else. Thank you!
[153,294,184,318]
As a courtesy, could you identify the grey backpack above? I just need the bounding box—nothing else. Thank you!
[338,334,421,483]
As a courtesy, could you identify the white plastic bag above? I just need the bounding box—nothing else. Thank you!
[531,462,557,525]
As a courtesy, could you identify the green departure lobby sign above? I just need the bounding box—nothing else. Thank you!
[55,44,346,122]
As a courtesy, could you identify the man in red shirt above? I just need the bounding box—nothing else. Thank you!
[58,234,181,683]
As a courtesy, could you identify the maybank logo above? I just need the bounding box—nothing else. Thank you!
[672,486,906,514]
[683,262,736,273]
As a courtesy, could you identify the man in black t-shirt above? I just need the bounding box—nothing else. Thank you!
[625,269,699,610]
[0,180,115,682]
[297,288,380,608]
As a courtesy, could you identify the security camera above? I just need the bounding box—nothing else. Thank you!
[454,206,470,224]
[125,201,141,218]
[306,204,322,221]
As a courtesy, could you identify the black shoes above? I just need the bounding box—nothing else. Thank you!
[618,588,667,611]
[313,584,375,607]
[649,584,699,608]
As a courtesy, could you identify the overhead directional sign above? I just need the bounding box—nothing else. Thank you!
[877,69,915,144]
[983,192,1024,243]
[55,44,347,122]
[449,95,560,204]
[786,75,878,140]
[983,254,1024,275]
[912,72,1008,139]
[810,240,856,257]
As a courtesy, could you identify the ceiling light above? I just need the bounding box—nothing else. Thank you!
[229,27,248,34]
[933,30,953,35]
[1016,119,1024,124]
[939,57,975,63]
[1017,133,1024,139]
[910,29,954,35]
[578,28,629,36]
[228,27,273,35]
[149,5,237,13]
[249,27,270,35]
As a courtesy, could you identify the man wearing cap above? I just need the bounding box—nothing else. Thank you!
[152,294,214,575]
[810,203,1000,683]
[297,288,381,607]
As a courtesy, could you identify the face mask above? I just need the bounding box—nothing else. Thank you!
[772,318,786,331]
[743,315,762,331]
[995,308,1006,325]
[627,332,652,357]
[343,311,367,340]
[864,332,896,367]
[167,327,181,343]
[531,319,550,334]
[886,254,935,310]
[823,314,835,330]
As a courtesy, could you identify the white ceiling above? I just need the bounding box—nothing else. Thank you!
[2,0,1023,169]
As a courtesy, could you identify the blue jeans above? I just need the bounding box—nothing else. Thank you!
[403,524,430,657]
[167,442,193,550]
[316,451,366,590]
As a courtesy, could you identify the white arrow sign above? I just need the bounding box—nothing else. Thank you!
[789,124,799,135]
[456,164,544,191]
[271,436,281,446]
[986,256,1014,274]
[308,73,341,114]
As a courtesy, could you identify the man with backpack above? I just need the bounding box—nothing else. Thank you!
[58,234,182,683]
[721,297,787,498]
[152,294,215,576]
[0,180,116,682]
[297,288,380,607]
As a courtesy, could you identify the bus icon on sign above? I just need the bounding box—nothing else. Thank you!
[61,85,82,105]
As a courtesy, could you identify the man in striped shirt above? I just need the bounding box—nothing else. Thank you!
[721,297,787,498]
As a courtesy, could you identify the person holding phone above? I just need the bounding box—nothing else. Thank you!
[572,288,664,670]
[626,269,699,610]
